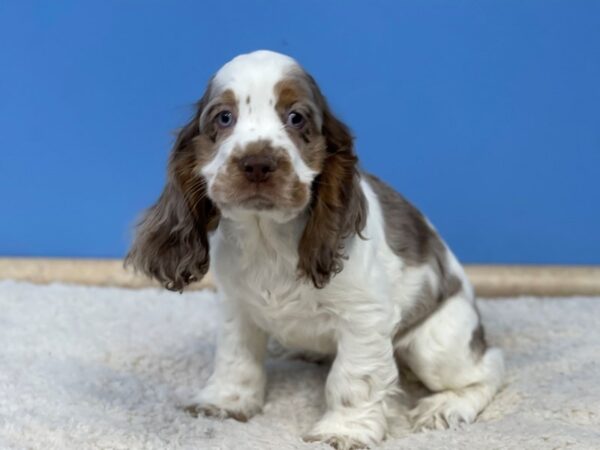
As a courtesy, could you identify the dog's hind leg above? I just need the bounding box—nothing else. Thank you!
[395,292,504,430]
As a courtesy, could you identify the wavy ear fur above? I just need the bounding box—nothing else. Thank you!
[125,95,219,292]
[297,76,367,288]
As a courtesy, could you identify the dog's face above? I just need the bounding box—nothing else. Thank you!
[199,52,326,221]
[127,50,366,291]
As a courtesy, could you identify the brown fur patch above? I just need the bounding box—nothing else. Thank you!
[294,70,367,288]
[200,88,238,142]
[365,173,463,293]
[470,323,487,359]
[394,273,463,340]
[364,173,442,265]
[125,81,223,291]
[220,89,237,106]
[366,174,470,337]
[274,78,327,172]
[470,306,488,359]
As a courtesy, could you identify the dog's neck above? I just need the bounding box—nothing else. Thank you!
[217,208,308,264]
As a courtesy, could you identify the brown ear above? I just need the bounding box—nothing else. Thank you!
[125,98,219,292]
[297,80,367,288]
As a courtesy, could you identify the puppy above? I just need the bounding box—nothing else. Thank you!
[127,50,504,449]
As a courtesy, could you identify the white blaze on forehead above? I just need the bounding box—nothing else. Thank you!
[213,50,298,90]
[202,50,317,186]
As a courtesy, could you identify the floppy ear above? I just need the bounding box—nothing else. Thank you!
[125,97,220,292]
[297,78,367,288]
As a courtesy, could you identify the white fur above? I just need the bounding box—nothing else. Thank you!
[192,51,504,449]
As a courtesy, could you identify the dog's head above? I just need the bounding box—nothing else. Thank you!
[126,50,366,291]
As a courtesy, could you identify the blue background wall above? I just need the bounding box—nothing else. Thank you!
[1,1,599,263]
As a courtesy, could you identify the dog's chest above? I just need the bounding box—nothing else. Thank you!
[239,250,336,353]
[213,220,337,353]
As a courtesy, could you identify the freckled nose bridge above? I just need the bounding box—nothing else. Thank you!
[238,101,284,134]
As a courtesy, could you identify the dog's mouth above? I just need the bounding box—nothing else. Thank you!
[237,193,277,210]
[210,172,311,214]
[217,184,280,211]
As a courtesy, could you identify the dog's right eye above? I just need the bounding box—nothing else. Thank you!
[216,111,234,128]
[286,111,305,129]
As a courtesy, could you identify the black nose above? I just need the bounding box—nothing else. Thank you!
[238,155,277,183]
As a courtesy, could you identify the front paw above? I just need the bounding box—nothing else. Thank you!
[409,391,476,431]
[303,412,385,450]
[304,433,369,450]
[184,402,258,422]
[184,385,263,422]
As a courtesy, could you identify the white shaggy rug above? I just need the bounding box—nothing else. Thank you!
[1,281,599,450]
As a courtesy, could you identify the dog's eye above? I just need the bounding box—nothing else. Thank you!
[216,111,234,128]
[286,111,305,129]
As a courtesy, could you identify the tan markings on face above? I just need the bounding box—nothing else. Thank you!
[174,88,238,223]
[274,79,327,172]
[201,88,238,142]
[220,89,237,106]
[210,139,310,211]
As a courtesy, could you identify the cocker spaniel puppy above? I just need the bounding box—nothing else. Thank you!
[127,50,504,449]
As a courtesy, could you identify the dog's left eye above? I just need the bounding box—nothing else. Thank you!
[286,111,305,129]
[216,111,234,128]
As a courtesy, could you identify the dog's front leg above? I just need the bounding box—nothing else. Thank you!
[187,300,267,422]
[304,323,399,449]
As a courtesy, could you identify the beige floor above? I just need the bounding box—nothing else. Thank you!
[1,258,599,297]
